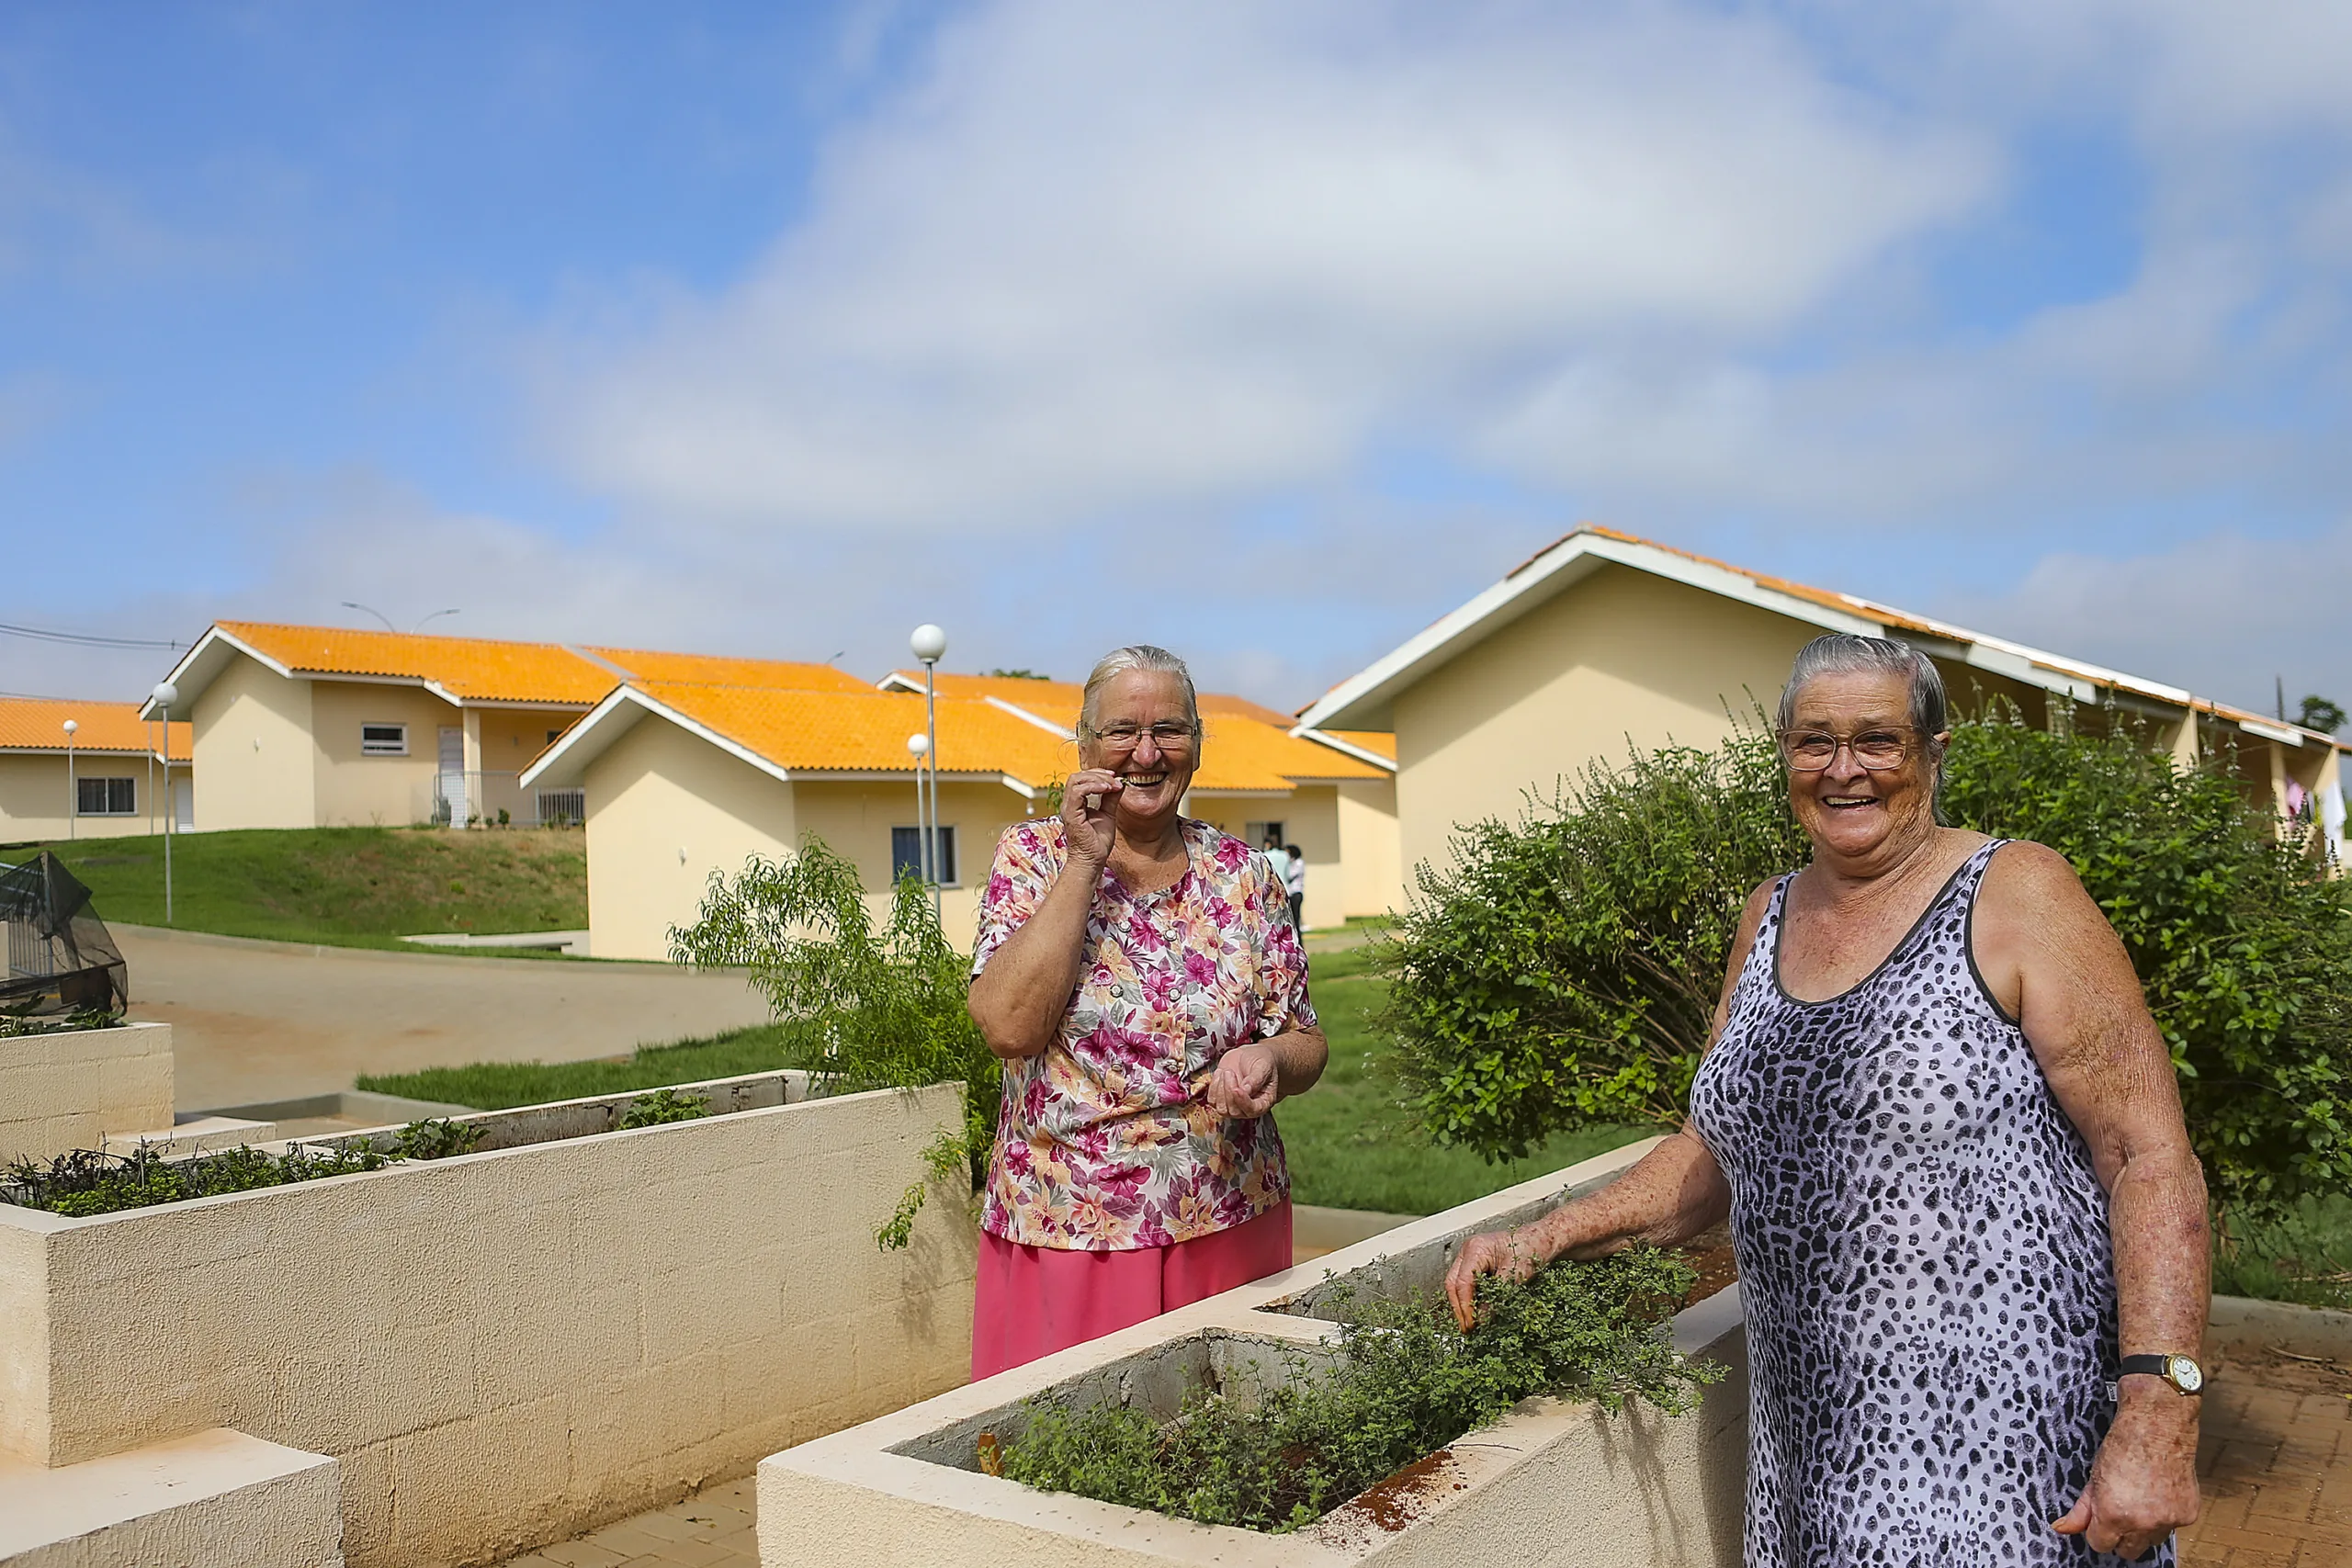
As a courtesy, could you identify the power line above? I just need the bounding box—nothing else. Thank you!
[0,620,187,650]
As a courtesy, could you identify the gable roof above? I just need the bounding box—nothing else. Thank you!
[522,682,1077,796]
[584,648,868,693]
[1297,525,2349,756]
[879,671,1388,790]
[0,697,189,760]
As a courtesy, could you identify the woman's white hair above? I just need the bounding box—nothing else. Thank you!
[1076,645,1203,743]
[1777,633,1949,737]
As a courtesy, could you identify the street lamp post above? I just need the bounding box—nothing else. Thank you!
[62,719,78,840]
[910,626,947,919]
[906,733,932,892]
[151,682,177,925]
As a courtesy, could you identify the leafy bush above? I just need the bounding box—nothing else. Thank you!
[670,835,994,1248]
[2211,1194,2352,1311]
[6,1141,390,1217]
[999,1246,1718,1532]
[391,1118,484,1160]
[620,1088,710,1128]
[1384,705,2352,1213]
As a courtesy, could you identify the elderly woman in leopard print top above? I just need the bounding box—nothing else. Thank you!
[1448,634,2208,1566]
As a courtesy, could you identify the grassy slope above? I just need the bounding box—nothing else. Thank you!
[2,827,588,951]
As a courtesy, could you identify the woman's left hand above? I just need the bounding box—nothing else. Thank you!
[2051,1390,2201,1559]
[1204,1043,1280,1118]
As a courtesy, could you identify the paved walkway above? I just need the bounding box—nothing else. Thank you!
[115,924,773,1109]
[502,1346,2350,1568]
[2179,1343,2352,1565]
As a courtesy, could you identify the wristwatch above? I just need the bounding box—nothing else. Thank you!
[2106,1353,2205,1400]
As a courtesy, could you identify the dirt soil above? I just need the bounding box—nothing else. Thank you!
[1677,1221,1739,1306]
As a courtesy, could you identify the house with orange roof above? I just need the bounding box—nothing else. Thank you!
[140,622,863,832]
[0,698,191,843]
[1297,525,2350,885]
[879,670,1404,924]
[520,682,1083,958]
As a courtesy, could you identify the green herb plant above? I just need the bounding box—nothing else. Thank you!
[391,1119,485,1160]
[620,1088,711,1127]
[669,836,995,1249]
[999,1247,1718,1532]
[6,1141,390,1218]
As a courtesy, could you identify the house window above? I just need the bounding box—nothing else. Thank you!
[76,777,136,816]
[1245,820,1286,850]
[890,826,958,885]
[361,723,409,756]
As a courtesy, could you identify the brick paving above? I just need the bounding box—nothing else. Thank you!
[498,1347,2352,1568]
[497,1477,757,1568]
[2179,1345,2352,1567]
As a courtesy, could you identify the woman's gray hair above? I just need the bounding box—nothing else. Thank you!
[1076,645,1203,742]
[1777,634,1949,738]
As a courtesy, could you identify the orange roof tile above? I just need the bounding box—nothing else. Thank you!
[588,648,869,692]
[0,698,188,760]
[888,671,1303,730]
[218,622,616,705]
[637,682,1079,784]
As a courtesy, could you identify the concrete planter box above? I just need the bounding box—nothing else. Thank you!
[762,1137,1748,1568]
[1,1074,977,1568]
[0,1021,174,1167]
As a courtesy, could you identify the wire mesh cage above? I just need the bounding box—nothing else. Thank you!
[0,852,129,1019]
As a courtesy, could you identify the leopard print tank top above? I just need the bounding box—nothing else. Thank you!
[1687,840,2167,1566]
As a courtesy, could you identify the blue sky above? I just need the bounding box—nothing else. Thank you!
[3,1,2349,718]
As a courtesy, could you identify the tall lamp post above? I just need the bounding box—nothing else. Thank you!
[151,682,177,925]
[910,625,947,918]
[906,732,932,893]
[62,719,78,840]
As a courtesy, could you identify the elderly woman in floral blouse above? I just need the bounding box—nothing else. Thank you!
[965,644,1328,1378]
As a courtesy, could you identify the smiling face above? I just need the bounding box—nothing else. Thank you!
[1078,669,1200,829]
[1781,670,1944,868]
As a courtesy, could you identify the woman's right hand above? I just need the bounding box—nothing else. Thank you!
[1062,768,1124,865]
[1443,1225,1548,1331]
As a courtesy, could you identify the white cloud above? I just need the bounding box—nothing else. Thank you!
[1939,518,2352,720]
[536,0,1993,533]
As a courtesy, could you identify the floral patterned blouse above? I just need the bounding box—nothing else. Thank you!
[971,816,1316,1251]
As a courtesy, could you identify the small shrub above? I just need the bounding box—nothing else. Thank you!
[1000,1246,1718,1532]
[392,1119,485,1161]
[620,1088,710,1127]
[0,1008,115,1039]
[670,835,994,1249]
[5,1141,390,1217]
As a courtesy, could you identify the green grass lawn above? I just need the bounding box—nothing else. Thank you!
[364,942,1652,1218]
[1,826,588,951]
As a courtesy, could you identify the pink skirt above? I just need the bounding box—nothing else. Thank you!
[970,1201,1295,1382]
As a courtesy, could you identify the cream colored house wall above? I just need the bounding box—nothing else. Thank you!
[308,682,451,828]
[190,658,315,831]
[1392,564,1818,882]
[583,718,799,962]
[1185,792,1346,929]
[0,1083,975,1568]
[1335,778,1403,918]
[793,780,1038,953]
[0,756,176,843]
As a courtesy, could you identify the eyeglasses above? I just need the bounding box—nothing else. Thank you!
[1777,727,1916,772]
[1091,722,1197,752]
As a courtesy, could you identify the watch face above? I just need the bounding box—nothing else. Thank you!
[2170,1356,2204,1393]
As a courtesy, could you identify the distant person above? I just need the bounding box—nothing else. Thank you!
[965,644,1328,1380]
[1261,834,1287,891]
[1283,843,1306,930]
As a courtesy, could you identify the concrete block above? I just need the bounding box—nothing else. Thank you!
[758,1137,1749,1568]
[0,1427,340,1568]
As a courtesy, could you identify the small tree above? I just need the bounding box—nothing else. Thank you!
[2298,694,2346,737]
[1384,707,2352,1213]
[670,836,996,1247]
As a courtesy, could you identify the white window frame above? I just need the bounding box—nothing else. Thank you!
[361,722,410,757]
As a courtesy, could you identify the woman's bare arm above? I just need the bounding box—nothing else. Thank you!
[1974,841,2206,1559]
[966,773,1125,1059]
[1443,877,1773,1328]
